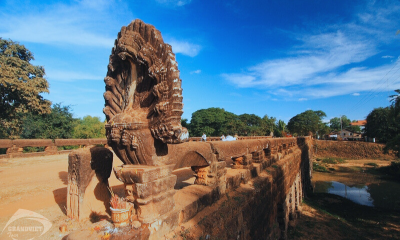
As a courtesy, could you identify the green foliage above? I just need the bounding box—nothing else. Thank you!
[21,103,75,139]
[23,146,45,153]
[364,107,392,143]
[189,108,237,136]
[263,115,277,136]
[364,162,378,167]
[181,118,189,129]
[73,115,105,139]
[347,124,361,133]
[188,108,284,137]
[238,113,265,136]
[0,38,51,138]
[313,162,329,172]
[321,157,345,164]
[287,110,326,136]
[385,89,400,157]
[329,116,351,131]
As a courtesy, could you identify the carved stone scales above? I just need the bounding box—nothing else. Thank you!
[103,19,188,166]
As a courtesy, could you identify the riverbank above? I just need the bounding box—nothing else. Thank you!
[288,158,400,240]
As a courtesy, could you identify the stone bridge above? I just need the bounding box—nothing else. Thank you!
[63,19,313,240]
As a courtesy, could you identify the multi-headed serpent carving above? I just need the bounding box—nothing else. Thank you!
[104,19,188,166]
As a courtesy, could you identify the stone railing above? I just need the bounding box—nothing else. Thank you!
[0,138,107,159]
[0,136,275,159]
[0,136,273,159]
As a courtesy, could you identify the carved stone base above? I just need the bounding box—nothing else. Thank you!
[45,145,58,154]
[232,154,253,169]
[192,161,226,188]
[113,164,177,224]
[252,150,265,163]
[6,145,23,156]
[67,147,113,221]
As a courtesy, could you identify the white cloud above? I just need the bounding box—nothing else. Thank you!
[155,0,192,7]
[352,93,360,96]
[46,69,103,82]
[190,69,201,74]
[0,1,120,48]
[298,98,307,101]
[167,39,201,57]
[382,55,394,58]
[222,1,400,100]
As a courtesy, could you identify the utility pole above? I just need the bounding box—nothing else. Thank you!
[340,115,342,139]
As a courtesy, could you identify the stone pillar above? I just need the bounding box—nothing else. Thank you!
[252,150,265,163]
[6,145,23,157]
[45,145,58,154]
[67,147,113,221]
[232,154,253,169]
[192,161,227,193]
[113,164,178,224]
[295,172,302,213]
[288,183,296,220]
[263,148,272,169]
[277,194,290,240]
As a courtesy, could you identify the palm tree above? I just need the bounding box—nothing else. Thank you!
[389,89,400,109]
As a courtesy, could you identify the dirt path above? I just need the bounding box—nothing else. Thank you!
[0,153,126,239]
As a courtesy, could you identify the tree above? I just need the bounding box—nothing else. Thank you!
[21,104,75,139]
[190,108,239,137]
[329,116,351,131]
[287,110,326,136]
[0,38,51,138]
[73,116,105,139]
[262,115,276,136]
[238,113,265,136]
[385,89,400,156]
[181,118,189,129]
[348,121,361,133]
[389,89,400,112]
[364,107,391,143]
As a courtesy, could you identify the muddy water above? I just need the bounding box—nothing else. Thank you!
[312,171,400,210]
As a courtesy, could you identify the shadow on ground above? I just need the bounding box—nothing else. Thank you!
[59,171,68,185]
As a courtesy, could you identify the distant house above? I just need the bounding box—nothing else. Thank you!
[326,129,362,141]
[339,129,362,141]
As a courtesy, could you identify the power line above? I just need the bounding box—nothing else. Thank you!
[342,59,400,117]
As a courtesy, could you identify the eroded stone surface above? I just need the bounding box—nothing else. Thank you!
[67,147,113,221]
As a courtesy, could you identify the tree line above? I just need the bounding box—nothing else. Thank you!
[183,107,288,137]
[1,38,399,156]
[0,38,105,140]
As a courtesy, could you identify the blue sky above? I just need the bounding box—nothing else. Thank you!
[1,0,400,124]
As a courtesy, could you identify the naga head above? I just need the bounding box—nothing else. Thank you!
[103,19,188,165]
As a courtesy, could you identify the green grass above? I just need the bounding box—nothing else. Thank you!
[321,157,346,164]
[313,162,329,172]
[364,162,378,167]
[23,146,45,153]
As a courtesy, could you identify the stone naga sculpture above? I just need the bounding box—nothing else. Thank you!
[103,19,189,166]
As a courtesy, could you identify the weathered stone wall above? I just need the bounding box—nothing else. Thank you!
[164,137,313,240]
[314,140,396,159]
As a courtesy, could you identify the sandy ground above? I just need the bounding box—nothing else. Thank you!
[0,153,197,240]
[0,153,127,239]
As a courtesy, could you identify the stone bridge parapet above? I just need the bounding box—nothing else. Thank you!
[0,138,108,158]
